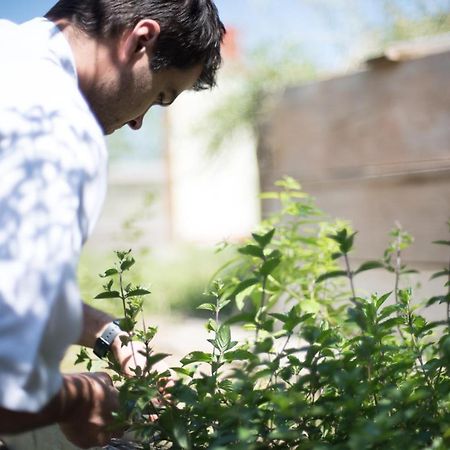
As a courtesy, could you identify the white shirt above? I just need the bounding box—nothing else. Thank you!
[0,18,108,412]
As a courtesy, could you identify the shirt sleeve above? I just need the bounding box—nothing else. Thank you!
[0,91,107,414]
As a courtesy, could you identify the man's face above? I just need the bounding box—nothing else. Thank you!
[90,62,202,135]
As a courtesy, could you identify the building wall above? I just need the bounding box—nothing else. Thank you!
[166,77,260,246]
[258,50,450,265]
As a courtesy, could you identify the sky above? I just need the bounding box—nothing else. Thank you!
[1,1,449,70]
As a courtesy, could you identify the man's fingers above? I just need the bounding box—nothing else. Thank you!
[90,371,113,385]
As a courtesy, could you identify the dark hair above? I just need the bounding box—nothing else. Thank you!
[46,0,226,90]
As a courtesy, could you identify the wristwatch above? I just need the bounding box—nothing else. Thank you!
[93,319,122,358]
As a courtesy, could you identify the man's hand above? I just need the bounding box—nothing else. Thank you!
[0,372,122,449]
[58,372,122,449]
[111,336,149,377]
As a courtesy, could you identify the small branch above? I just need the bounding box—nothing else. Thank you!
[119,271,138,370]
[267,333,292,387]
[256,275,267,341]
[447,255,450,330]
[407,309,440,418]
[343,253,356,302]
[393,233,406,340]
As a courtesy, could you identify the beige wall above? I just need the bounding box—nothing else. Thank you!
[258,51,450,265]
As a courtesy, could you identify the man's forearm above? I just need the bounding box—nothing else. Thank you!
[0,374,85,434]
[78,303,115,348]
[78,303,147,377]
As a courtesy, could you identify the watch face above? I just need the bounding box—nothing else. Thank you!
[94,337,109,358]
[94,322,122,358]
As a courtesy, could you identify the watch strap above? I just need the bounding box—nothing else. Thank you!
[93,320,122,358]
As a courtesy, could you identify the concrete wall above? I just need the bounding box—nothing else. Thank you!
[258,50,450,265]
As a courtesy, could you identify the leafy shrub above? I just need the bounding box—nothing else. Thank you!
[77,177,450,449]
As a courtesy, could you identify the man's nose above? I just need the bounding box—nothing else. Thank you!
[128,115,144,130]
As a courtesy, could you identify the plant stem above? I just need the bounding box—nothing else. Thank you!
[343,253,356,303]
[267,333,292,387]
[447,255,450,331]
[407,308,440,418]
[211,295,220,389]
[394,232,401,305]
[119,270,138,371]
[256,275,267,341]
[141,313,152,377]
[392,232,407,341]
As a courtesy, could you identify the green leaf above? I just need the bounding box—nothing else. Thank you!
[126,288,151,297]
[217,298,231,311]
[173,419,191,450]
[159,409,191,450]
[355,260,384,274]
[275,176,301,190]
[300,299,321,314]
[255,337,273,353]
[260,257,281,276]
[229,278,259,298]
[115,250,131,260]
[328,229,347,244]
[430,269,450,280]
[232,279,258,311]
[379,317,404,330]
[433,240,450,246]
[216,324,231,352]
[225,312,255,325]
[259,192,279,199]
[270,312,288,324]
[94,290,121,299]
[145,352,170,368]
[180,351,212,365]
[316,270,347,283]
[252,228,275,248]
[268,249,282,259]
[342,231,357,254]
[171,367,195,377]
[376,292,392,309]
[74,347,91,366]
[254,368,273,380]
[238,244,265,258]
[197,303,216,312]
[427,295,450,306]
[99,268,118,278]
[224,349,256,362]
[120,258,135,271]
[118,317,134,333]
[206,318,217,332]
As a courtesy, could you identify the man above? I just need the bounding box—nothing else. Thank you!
[0,0,225,448]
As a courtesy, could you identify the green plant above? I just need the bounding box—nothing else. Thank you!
[77,178,450,449]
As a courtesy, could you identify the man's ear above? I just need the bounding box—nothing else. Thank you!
[120,19,160,63]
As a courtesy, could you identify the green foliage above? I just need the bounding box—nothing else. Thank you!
[78,178,450,449]
[78,245,231,318]
[379,1,450,44]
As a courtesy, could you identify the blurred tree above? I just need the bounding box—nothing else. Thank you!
[202,45,317,153]
[202,0,450,154]
[379,0,450,43]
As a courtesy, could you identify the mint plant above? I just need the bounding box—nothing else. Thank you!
[77,178,450,450]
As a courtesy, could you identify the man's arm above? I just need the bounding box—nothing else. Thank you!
[0,372,120,449]
[78,302,116,348]
[80,303,147,376]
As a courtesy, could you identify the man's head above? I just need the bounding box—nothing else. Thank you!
[46,0,226,134]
